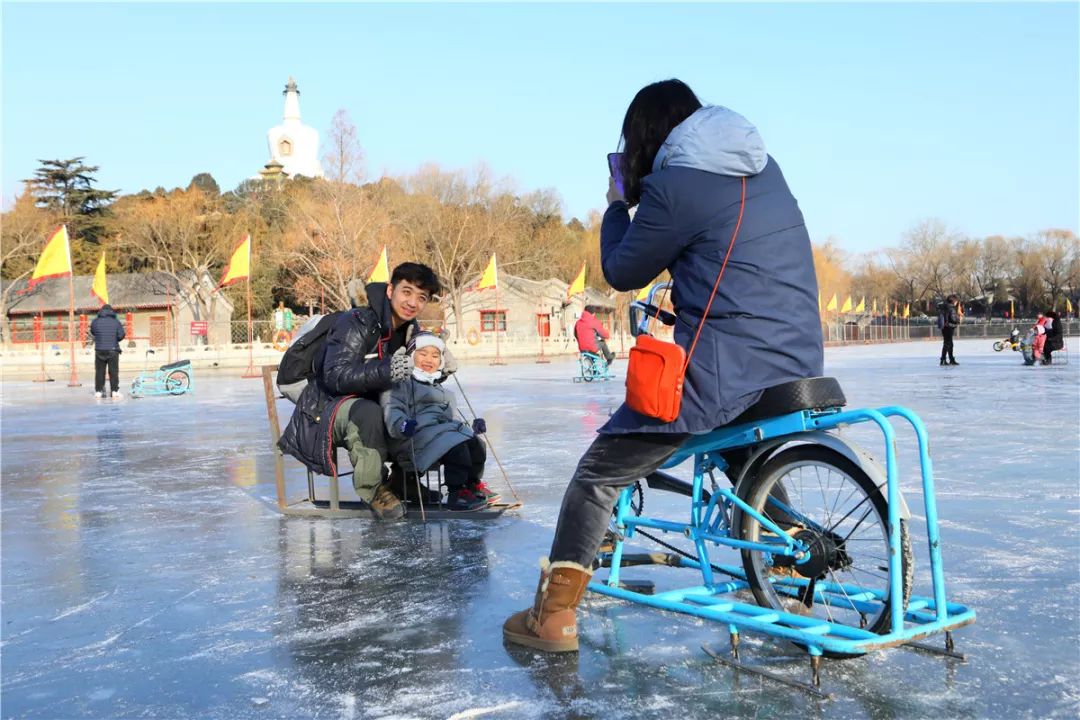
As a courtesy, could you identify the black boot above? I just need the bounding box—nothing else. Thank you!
[949,357,959,366]
[940,358,947,366]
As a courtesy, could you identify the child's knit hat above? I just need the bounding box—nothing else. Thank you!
[407,331,445,355]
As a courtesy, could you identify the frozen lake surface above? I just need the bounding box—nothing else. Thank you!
[2,338,1078,719]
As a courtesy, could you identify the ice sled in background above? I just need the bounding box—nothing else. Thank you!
[130,350,193,398]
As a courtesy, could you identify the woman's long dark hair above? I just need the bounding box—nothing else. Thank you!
[619,79,703,207]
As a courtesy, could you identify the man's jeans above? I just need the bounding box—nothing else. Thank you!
[548,432,690,567]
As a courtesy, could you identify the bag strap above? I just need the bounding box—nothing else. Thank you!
[682,176,747,371]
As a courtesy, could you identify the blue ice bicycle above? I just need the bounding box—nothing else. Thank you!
[590,284,975,695]
[573,351,615,383]
[130,350,194,398]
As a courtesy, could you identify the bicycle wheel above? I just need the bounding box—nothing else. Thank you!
[737,445,913,655]
[165,370,190,395]
[993,341,1004,351]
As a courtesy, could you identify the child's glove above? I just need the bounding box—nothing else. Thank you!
[389,347,413,383]
[472,417,487,435]
[397,418,418,438]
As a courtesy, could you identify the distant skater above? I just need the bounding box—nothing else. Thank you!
[938,295,960,366]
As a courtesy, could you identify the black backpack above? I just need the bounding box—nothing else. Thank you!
[276,311,344,400]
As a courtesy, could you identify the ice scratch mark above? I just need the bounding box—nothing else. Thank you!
[51,591,113,621]
[447,701,525,719]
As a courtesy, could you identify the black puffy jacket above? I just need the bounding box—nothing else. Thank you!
[278,282,417,476]
[90,305,126,350]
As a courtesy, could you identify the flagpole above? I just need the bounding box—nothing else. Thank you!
[33,313,52,383]
[241,274,258,378]
[491,282,505,366]
[65,229,80,387]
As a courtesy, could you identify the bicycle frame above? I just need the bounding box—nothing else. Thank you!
[573,352,615,382]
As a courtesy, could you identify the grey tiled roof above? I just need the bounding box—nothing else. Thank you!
[4,271,189,314]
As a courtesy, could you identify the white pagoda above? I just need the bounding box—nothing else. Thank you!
[265,77,324,179]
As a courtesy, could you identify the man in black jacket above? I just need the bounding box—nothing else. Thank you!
[939,295,961,366]
[90,304,126,398]
[278,263,439,520]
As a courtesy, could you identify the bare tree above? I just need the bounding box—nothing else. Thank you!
[322,109,365,184]
[0,190,55,341]
[111,187,240,336]
[887,219,955,307]
[974,235,1013,316]
[1010,238,1045,315]
[1034,229,1079,309]
[283,179,393,310]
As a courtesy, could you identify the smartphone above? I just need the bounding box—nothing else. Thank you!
[607,152,624,195]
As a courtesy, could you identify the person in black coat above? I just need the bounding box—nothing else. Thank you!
[277,262,439,520]
[89,304,126,397]
[938,295,961,366]
[1043,310,1064,364]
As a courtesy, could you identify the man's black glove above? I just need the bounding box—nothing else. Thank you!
[389,347,413,383]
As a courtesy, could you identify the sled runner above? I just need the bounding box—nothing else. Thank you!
[263,365,521,519]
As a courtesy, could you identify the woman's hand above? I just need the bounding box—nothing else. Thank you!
[607,176,625,206]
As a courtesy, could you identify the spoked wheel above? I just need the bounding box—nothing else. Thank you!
[165,370,190,395]
[736,446,913,658]
[582,359,596,382]
[993,341,1004,351]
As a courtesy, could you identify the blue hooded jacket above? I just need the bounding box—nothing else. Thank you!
[601,105,823,435]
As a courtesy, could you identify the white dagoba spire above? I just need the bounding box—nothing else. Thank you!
[283,76,301,121]
[265,76,324,178]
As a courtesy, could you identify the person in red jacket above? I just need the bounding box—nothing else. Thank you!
[574,306,615,365]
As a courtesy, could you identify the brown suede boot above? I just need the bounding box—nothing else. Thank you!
[503,559,593,652]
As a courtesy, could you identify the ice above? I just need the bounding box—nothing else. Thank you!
[2,337,1077,718]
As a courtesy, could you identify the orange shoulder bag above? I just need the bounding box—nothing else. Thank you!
[625,177,747,422]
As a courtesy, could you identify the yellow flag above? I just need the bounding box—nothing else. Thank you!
[1067,298,1074,314]
[1010,299,1014,317]
[825,293,837,311]
[367,246,390,284]
[567,262,586,298]
[903,303,910,318]
[841,296,853,313]
[91,252,109,305]
[477,253,498,290]
[219,234,251,287]
[854,297,865,313]
[872,298,878,314]
[29,225,73,287]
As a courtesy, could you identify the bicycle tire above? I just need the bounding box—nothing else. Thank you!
[165,370,190,395]
[993,341,1004,352]
[736,445,913,657]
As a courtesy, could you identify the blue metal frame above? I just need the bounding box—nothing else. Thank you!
[130,361,195,398]
[594,283,974,657]
[573,351,615,382]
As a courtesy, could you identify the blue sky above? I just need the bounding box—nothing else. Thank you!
[3,2,1077,254]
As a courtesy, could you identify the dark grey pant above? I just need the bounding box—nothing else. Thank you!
[94,350,120,393]
[940,327,955,362]
[548,432,690,567]
[596,338,615,365]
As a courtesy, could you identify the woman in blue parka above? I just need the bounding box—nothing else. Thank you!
[503,80,824,652]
